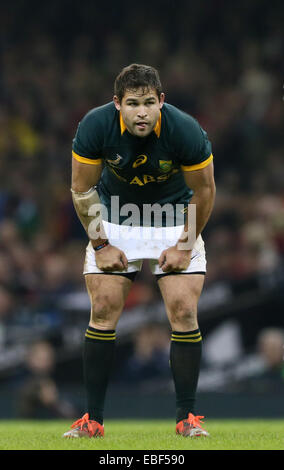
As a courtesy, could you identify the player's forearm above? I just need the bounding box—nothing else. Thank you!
[71,158,107,248]
[71,186,108,248]
[177,185,216,249]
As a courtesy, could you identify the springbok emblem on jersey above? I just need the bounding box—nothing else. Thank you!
[159,160,173,173]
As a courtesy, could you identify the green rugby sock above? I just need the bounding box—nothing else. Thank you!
[83,326,116,425]
[170,328,202,423]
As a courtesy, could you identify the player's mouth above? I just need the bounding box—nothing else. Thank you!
[136,121,148,130]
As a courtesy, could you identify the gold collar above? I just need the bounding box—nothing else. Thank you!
[120,111,161,137]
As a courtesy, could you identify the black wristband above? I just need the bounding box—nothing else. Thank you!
[93,240,110,251]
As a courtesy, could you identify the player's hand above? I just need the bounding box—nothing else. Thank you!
[95,243,128,272]
[158,245,192,273]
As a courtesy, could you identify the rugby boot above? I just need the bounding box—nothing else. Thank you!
[176,413,209,437]
[62,413,104,438]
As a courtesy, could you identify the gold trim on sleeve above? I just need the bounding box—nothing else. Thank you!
[72,150,102,165]
[181,153,213,172]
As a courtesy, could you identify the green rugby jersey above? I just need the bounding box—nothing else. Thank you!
[72,102,213,226]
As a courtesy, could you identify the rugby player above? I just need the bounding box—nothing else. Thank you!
[63,64,216,438]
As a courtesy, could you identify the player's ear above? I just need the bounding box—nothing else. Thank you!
[159,93,165,109]
[113,95,121,111]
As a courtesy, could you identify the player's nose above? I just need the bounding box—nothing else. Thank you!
[137,106,147,118]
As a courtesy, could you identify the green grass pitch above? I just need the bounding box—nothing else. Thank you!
[0,419,283,450]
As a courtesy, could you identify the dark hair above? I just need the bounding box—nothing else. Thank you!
[114,64,162,102]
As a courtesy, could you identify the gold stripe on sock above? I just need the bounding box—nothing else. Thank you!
[171,337,202,343]
[171,333,202,343]
[85,333,116,341]
[86,329,115,337]
[85,329,116,341]
[171,332,201,339]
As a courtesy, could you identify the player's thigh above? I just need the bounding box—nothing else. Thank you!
[157,274,205,329]
[85,273,132,327]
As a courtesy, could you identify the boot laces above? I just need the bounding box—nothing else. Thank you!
[186,413,205,429]
[71,413,97,433]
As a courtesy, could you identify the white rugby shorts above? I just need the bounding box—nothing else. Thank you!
[83,221,206,276]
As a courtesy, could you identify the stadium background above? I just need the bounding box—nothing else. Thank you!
[0,0,283,420]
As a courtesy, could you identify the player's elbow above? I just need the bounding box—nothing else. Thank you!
[208,180,216,201]
[71,156,102,192]
[71,166,93,193]
[71,177,92,193]
[194,180,216,204]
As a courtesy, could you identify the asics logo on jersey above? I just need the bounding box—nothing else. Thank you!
[132,155,148,168]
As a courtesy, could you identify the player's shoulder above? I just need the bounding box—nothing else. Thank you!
[162,102,209,154]
[162,103,212,162]
[73,102,118,156]
[79,102,117,131]
[162,102,202,134]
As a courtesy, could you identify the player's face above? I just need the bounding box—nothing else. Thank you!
[113,87,165,137]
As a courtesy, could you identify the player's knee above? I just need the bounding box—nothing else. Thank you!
[168,299,197,329]
[89,293,122,325]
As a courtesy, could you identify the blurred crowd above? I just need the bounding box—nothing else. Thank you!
[0,1,283,392]
[11,324,284,418]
